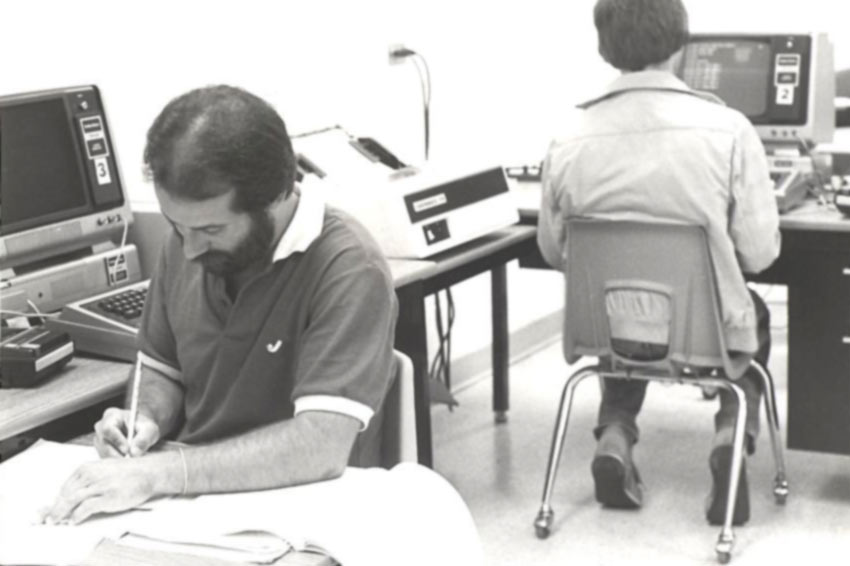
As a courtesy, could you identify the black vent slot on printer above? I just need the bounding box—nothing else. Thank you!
[403,167,508,223]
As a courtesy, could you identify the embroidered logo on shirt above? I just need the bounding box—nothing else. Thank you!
[266,340,283,353]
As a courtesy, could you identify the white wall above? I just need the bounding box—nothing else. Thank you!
[5,0,847,198]
[3,0,847,380]
[1,0,609,203]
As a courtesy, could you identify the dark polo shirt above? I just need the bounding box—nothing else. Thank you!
[138,187,398,447]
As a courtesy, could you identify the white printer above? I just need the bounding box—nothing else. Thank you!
[292,127,519,259]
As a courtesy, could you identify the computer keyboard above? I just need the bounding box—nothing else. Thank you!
[46,279,150,362]
[78,284,148,330]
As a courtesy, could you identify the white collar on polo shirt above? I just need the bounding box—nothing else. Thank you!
[271,184,325,262]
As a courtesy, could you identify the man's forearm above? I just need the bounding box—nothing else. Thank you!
[166,412,360,495]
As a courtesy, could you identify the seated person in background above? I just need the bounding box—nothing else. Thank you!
[537,0,780,525]
[45,85,398,524]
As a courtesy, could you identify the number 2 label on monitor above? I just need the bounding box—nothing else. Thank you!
[776,85,795,106]
[94,157,112,185]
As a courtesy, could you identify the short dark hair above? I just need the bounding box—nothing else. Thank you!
[594,0,689,72]
[143,85,296,212]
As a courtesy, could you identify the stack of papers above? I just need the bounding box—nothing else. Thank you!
[118,530,292,563]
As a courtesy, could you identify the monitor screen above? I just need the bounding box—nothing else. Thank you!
[1,99,91,234]
[0,86,130,269]
[680,39,772,119]
[676,33,834,144]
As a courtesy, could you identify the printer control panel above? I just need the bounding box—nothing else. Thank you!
[423,219,450,245]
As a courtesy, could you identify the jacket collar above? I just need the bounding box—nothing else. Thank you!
[577,70,722,109]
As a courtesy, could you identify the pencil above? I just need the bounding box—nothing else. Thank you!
[126,356,142,457]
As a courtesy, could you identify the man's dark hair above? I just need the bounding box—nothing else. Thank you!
[143,85,296,212]
[594,0,689,72]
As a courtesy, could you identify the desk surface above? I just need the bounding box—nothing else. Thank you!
[0,356,129,441]
[511,179,850,232]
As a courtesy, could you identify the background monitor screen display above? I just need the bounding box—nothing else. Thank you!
[0,98,91,236]
[0,86,130,270]
[680,39,772,119]
[676,33,834,144]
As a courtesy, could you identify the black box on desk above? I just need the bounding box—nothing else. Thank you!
[832,151,850,176]
[0,326,74,387]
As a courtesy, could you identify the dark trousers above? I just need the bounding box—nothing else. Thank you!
[595,289,770,454]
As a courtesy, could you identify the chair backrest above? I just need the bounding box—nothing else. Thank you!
[379,349,418,468]
[563,218,751,379]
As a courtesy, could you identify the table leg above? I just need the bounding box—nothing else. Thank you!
[492,264,509,423]
[394,282,434,468]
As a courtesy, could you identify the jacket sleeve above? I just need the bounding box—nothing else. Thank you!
[728,123,781,274]
[537,144,568,271]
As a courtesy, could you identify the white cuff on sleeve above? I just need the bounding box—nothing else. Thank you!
[294,395,375,430]
[138,351,182,382]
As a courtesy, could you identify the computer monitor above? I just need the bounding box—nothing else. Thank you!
[676,33,835,145]
[0,85,132,271]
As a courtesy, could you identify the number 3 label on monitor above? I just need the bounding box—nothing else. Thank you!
[94,156,112,185]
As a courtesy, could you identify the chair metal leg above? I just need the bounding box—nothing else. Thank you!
[534,365,599,539]
[533,367,775,561]
[712,379,748,564]
[749,361,789,504]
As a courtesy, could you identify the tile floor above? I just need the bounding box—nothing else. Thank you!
[431,316,850,565]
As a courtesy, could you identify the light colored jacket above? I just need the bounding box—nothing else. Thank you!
[537,71,781,353]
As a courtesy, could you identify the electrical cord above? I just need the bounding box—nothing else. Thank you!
[24,300,49,324]
[0,309,59,319]
[394,47,431,161]
[429,289,456,408]
[119,212,130,249]
[390,46,451,396]
[409,53,432,160]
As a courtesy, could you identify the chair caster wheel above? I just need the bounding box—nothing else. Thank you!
[533,508,553,539]
[774,479,789,505]
[715,533,733,564]
[701,385,719,400]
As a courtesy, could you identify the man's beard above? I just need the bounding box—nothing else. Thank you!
[198,210,275,276]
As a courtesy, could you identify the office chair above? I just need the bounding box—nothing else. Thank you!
[532,218,788,563]
[379,350,419,468]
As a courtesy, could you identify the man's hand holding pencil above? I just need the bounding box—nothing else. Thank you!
[95,358,160,458]
[94,407,160,458]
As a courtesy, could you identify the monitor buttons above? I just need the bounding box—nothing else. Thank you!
[86,138,108,158]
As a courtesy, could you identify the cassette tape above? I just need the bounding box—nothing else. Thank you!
[0,326,74,388]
